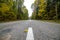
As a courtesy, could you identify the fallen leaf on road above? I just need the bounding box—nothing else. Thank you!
[24,29,28,32]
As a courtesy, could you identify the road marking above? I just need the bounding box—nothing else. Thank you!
[26,27,34,40]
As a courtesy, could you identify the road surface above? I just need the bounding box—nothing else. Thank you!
[0,20,60,40]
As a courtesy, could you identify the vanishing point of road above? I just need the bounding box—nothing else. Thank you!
[0,20,60,40]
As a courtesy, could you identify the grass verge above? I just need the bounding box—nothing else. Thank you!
[40,20,60,24]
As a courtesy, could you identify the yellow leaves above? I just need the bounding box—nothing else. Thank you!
[0,3,10,13]
[8,0,13,6]
[0,0,13,13]
[38,13,41,16]
[37,0,47,17]
[38,9,45,17]
[9,0,13,6]
[39,9,45,12]
[40,0,45,3]
[24,29,28,32]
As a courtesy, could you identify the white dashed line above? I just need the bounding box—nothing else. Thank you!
[26,27,34,40]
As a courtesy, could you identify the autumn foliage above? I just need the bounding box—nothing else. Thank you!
[31,0,60,20]
[0,0,28,22]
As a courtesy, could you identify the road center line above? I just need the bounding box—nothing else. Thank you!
[26,27,34,40]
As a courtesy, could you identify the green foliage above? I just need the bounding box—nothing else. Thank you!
[17,6,28,20]
[31,0,60,20]
[0,0,28,22]
[0,3,10,13]
[0,11,17,21]
[22,6,28,20]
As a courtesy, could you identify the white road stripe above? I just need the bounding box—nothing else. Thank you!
[26,27,34,40]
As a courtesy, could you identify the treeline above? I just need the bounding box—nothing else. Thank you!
[31,0,60,20]
[0,0,28,22]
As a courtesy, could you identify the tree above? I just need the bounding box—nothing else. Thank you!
[0,0,28,22]
[31,0,47,20]
[31,0,60,20]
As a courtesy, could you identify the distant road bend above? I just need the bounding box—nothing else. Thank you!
[0,20,60,40]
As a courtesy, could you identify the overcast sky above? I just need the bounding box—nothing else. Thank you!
[24,0,35,17]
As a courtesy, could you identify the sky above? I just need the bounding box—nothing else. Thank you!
[24,0,35,17]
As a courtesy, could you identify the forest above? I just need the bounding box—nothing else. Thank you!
[0,0,60,22]
[0,0,28,22]
[31,0,60,21]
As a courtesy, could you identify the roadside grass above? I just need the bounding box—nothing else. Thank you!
[40,20,60,24]
[0,20,15,23]
[0,20,60,24]
[0,19,28,23]
[0,20,18,23]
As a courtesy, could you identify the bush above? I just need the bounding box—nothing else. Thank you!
[5,11,17,21]
[0,11,17,21]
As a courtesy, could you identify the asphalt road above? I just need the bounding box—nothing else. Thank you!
[0,20,60,40]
